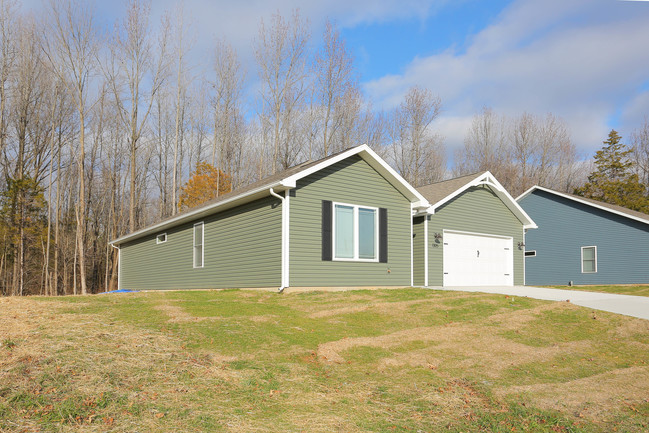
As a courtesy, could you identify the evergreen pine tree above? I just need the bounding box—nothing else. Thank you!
[574,130,649,213]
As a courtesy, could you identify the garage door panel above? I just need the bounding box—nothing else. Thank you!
[443,232,513,286]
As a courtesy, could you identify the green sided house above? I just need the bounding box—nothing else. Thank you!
[412,172,537,287]
[110,145,431,291]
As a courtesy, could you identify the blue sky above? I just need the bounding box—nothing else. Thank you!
[22,0,649,158]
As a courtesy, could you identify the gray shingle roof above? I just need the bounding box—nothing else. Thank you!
[416,172,485,205]
[537,187,649,223]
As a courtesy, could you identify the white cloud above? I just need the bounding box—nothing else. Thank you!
[364,0,649,156]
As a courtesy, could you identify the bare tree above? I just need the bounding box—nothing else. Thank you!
[0,0,18,161]
[390,86,444,186]
[170,4,192,215]
[210,39,245,190]
[313,20,359,157]
[104,0,170,231]
[254,10,310,172]
[632,116,649,186]
[42,0,99,295]
[455,107,510,181]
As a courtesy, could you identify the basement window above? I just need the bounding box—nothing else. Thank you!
[156,233,167,244]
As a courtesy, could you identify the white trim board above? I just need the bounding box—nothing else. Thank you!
[193,222,204,269]
[517,185,649,227]
[331,201,380,262]
[581,245,598,274]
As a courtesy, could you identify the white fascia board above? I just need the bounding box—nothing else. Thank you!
[516,185,538,201]
[427,171,538,229]
[518,185,649,227]
[110,181,288,245]
[282,144,430,207]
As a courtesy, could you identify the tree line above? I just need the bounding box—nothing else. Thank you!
[1,0,647,296]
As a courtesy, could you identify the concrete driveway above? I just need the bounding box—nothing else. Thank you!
[426,285,649,321]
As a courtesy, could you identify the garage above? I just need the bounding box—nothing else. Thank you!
[442,231,513,286]
[412,172,537,287]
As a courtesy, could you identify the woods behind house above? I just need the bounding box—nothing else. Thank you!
[2,0,648,296]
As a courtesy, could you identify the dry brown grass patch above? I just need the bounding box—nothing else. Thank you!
[497,366,649,420]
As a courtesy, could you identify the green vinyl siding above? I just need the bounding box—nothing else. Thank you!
[412,216,426,286]
[427,186,525,286]
[120,197,281,289]
[290,155,412,287]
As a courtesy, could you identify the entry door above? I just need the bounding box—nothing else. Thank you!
[443,231,513,286]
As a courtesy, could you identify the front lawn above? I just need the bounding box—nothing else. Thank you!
[551,285,649,297]
[1,288,648,432]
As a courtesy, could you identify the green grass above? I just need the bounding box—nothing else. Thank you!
[1,288,648,432]
[552,284,649,297]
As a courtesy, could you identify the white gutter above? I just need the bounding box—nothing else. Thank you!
[269,188,289,292]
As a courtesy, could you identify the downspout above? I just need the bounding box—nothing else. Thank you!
[110,243,121,291]
[269,188,288,292]
[410,204,414,287]
[424,216,429,287]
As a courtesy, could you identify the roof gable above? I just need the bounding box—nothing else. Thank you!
[111,144,430,245]
[517,185,649,227]
[417,172,537,229]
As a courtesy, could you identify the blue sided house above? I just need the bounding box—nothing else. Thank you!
[517,186,649,285]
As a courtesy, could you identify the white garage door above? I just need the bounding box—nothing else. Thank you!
[443,231,514,286]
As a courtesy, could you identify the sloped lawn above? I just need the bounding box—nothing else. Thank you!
[1,288,648,432]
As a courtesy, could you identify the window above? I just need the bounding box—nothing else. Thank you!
[156,233,167,244]
[524,250,536,257]
[193,222,204,268]
[333,203,377,261]
[581,246,597,273]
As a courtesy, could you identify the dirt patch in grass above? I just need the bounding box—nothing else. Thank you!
[320,318,587,377]
[610,317,649,339]
[309,299,432,318]
[154,303,218,323]
[305,292,476,319]
[498,366,649,420]
[487,301,573,329]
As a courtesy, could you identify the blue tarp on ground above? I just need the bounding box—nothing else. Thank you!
[103,289,139,294]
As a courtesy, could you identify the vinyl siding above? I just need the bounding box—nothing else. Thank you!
[289,155,412,287]
[412,216,426,286]
[519,190,649,285]
[120,197,281,289]
[427,186,525,286]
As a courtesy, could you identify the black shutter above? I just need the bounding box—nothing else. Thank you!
[322,200,332,261]
[379,208,388,263]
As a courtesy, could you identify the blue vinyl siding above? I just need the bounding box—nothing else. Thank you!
[519,190,649,285]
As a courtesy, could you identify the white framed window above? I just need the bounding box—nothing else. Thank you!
[193,222,204,268]
[524,250,536,257]
[332,202,378,262]
[581,246,597,273]
[156,233,167,244]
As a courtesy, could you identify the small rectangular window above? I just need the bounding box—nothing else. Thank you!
[581,246,597,273]
[156,233,167,244]
[524,250,536,257]
[194,222,204,268]
[333,203,378,261]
